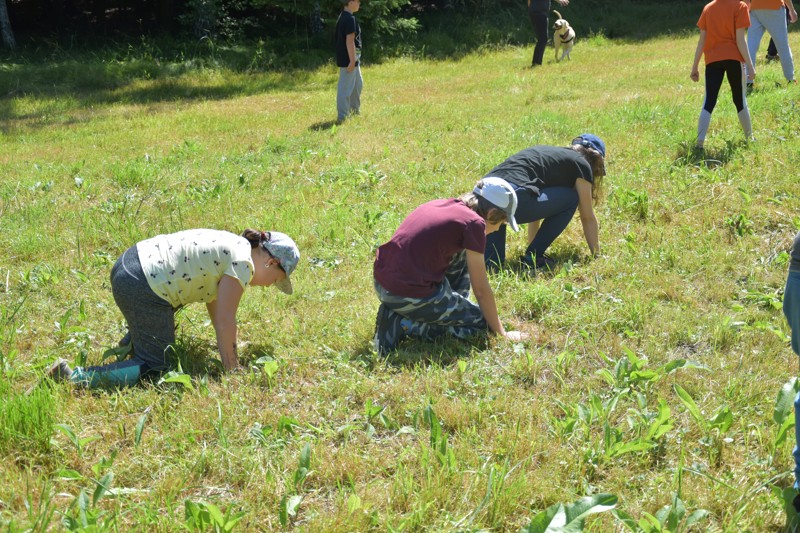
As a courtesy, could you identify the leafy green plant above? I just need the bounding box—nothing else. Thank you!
[54,424,101,459]
[294,442,312,492]
[741,287,783,311]
[363,399,396,437]
[424,404,456,470]
[134,408,151,448]
[279,493,303,529]
[184,499,246,532]
[614,188,650,221]
[277,415,302,436]
[772,377,800,454]
[614,495,709,533]
[158,367,194,390]
[597,348,707,394]
[278,442,312,527]
[252,355,280,387]
[772,485,800,533]
[674,384,734,467]
[62,472,116,531]
[725,213,754,238]
[627,399,674,455]
[520,493,617,532]
[614,466,709,532]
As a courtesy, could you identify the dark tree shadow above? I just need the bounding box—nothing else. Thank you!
[239,343,280,365]
[502,252,580,278]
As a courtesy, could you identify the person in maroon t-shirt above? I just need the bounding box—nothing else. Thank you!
[372,178,528,355]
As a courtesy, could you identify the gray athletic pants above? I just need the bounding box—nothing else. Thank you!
[72,246,175,387]
[337,65,362,121]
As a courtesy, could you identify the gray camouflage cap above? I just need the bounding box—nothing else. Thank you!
[261,231,300,294]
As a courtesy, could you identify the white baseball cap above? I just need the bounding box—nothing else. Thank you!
[473,177,519,232]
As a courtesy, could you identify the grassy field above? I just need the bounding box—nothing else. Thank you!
[2,26,800,532]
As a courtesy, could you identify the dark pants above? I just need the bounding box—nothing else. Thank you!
[704,59,746,113]
[485,185,579,267]
[529,9,549,66]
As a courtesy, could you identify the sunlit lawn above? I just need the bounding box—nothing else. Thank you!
[2,29,800,530]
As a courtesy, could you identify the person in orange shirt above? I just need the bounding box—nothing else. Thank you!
[747,0,798,84]
[690,0,756,149]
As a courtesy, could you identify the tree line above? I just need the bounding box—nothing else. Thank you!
[0,0,428,49]
[0,0,701,53]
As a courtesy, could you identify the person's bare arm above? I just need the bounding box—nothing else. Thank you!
[735,27,755,81]
[206,275,245,371]
[576,178,599,256]
[466,250,527,341]
[785,0,798,23]
[690,30,706,82]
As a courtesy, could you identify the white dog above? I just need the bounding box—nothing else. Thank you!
[552,10,575,62]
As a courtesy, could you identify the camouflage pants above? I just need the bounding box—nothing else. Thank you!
[373,251,488,341]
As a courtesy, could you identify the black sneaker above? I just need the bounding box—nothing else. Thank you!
[521,253,556,272]
[46,358,73,382]
[373,304,406,355]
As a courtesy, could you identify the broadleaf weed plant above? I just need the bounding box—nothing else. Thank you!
[674,384,735,468]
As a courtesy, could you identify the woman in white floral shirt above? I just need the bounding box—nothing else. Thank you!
[47,228,299,388]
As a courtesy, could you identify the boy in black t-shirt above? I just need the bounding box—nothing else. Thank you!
[335,0,362,123]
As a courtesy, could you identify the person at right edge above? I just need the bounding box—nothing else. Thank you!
[690,0,755,150]
[782,230,800,526]
[528,0,569,67]
[335,0,363,123]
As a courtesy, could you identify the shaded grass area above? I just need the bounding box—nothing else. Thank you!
[0,0,701,115]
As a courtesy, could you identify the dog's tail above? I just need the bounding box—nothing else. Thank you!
[553,9,562,19]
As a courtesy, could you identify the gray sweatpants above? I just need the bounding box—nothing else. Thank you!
[110,245,176,371]
[71,246,176,387]
[337,65,363,121]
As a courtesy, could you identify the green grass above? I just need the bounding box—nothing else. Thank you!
[2,28,800,531]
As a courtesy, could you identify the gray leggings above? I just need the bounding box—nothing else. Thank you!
[70,247,177,387]
[109,245,177,372]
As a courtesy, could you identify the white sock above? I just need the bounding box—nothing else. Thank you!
[697,109,712,145]
[738,108,753,139]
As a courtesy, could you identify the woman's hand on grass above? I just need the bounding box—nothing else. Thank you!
[504,330,529,342]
